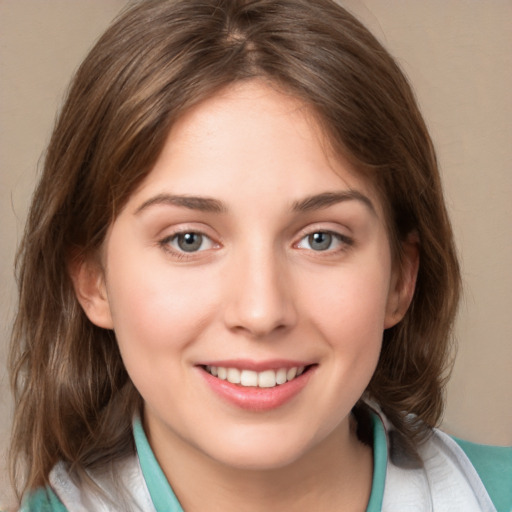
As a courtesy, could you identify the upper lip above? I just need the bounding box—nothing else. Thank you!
[196,359,315,372]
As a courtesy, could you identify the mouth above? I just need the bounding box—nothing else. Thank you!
[202,365,311,389]
[197,359,317,410]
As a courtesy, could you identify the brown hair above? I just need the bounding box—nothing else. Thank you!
[9,0,460,499]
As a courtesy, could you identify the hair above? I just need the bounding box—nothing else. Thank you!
[9,0,460,500]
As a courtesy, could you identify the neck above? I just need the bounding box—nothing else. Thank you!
[145,414,373,512]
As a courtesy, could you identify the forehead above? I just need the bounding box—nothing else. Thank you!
[124,80,385,218]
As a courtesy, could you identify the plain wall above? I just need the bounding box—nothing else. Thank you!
[1,0,511,506]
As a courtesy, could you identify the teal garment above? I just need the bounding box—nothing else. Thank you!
[365,413,387,512]
[19,487,67,512]
[454,437,512,512]
[132,417,184,511]
[18,414,511,511]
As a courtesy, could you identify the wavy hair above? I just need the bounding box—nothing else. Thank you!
[9,0,460,499]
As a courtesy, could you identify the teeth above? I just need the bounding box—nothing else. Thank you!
[286,367,297,381]
[227,368,241,384]
[258,370,276,388]
[240,370,258,387]
[205,365,307,388]
[276,368,287,385]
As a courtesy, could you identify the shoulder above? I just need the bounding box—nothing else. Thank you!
[379,411,508,512]
[19,487,68,512]
[453,437,512,512]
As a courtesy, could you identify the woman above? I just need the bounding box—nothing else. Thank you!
[8,1,511,510]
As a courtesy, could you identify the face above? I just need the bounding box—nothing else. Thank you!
[77,80,413,471]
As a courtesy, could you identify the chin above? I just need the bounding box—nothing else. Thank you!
[215,448,305,472]
[201,428,318,472]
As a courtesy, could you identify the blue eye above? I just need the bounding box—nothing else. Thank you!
[297,231,350,252]
[164,232,215,253]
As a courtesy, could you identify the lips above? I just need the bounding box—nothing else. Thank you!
[197,360,315,411]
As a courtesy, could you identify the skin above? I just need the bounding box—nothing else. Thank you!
[74,80,418,511]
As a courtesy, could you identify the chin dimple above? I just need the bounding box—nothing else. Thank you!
[205,365,306,388]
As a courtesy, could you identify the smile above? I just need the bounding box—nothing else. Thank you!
[204,365,306,388]
[199,363,315,411]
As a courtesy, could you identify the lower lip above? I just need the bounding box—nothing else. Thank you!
[198,367,315,411]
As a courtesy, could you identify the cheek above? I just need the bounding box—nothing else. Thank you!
[104,254,224,410]
[299,248,392,390]
[104,248,220,357]
[305,261,391,341]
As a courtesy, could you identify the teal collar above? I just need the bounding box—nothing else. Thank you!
[133,418,184,511]
[133,413,388,511]
[366,412,387,512]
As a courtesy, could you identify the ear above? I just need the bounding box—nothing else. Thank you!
[384,232,419,329]
[69,255,114,329]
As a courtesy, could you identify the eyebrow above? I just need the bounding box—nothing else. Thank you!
[135,194,227,214]
[292,190,376,214]
[134,190,375,216]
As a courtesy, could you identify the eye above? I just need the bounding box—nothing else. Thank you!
[163,232,216,253]
[296,231,351,252]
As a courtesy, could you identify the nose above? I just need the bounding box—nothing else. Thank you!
[223,245,298,339]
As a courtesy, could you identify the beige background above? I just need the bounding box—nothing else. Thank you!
[1,0,511,505]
